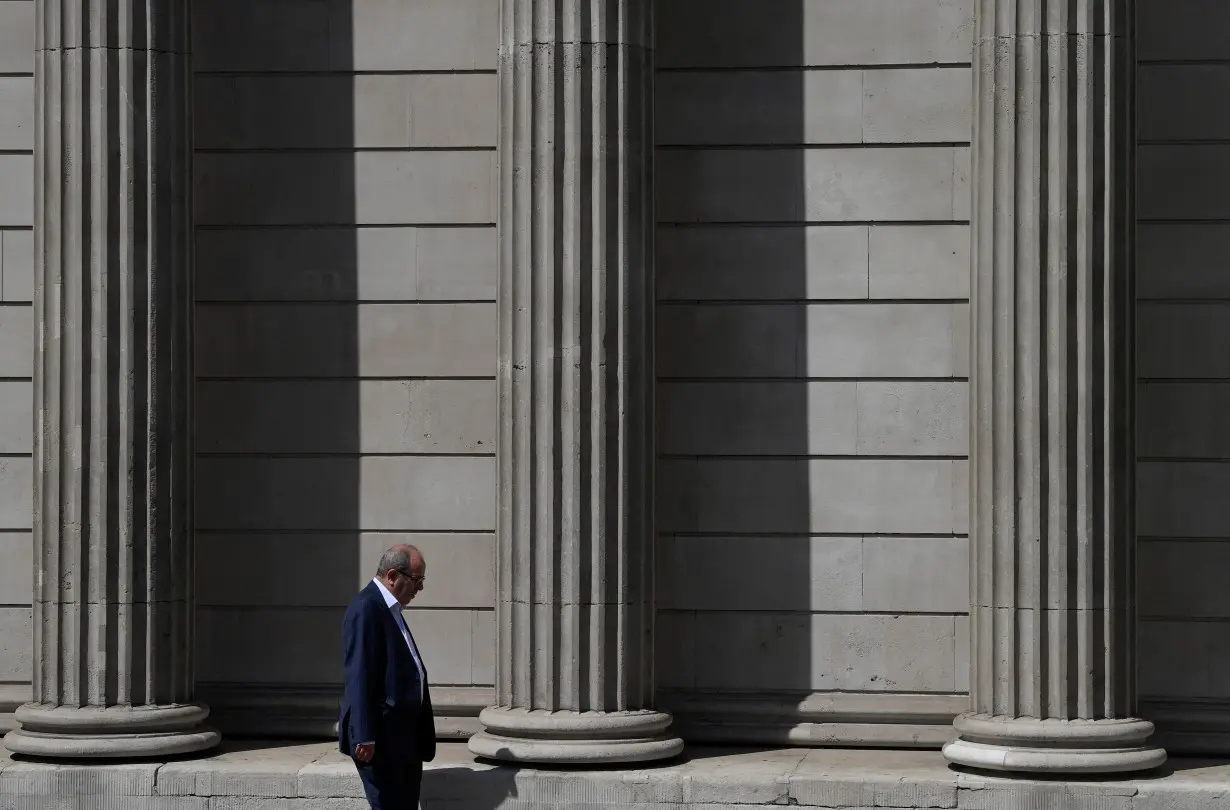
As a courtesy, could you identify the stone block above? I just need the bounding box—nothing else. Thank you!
[195,456,495,532]
[654,611,695,688]
[680,749,806,805]
[863,68,972,144]
[954,614,970,693]
[687,612,956,692]
[195,606,483,689]
[0,156,32,227]
[0,381,30,454]
[1139,382,1230,458]
[862,536,969,613]
[193,0,496,72]
[657,381,857,456]
[1140,620,1230,700]
[208,799,370,810]
[1139,303,1230,379]
[657,225,868,301]
[657,0,973,68]
[0,2,33,74]
[1139,224,1230,299]
[0,77,32,150]
[196,608,344,683]
[0,531,30,605]
[1140,65,1230,141]
[0,607,30,679]
[1138,0,1230,62]
[195,532,493,610]
[952,148,971,220]
[1140,540,1230,619]
[196,380,496,454]
[657,147,962,223]
[659,458,963,535]
[363,534,494,610]
[658,303,966,379]
[0,456,30,530]
[197,226,495,303]
[194,152,496,226]
[868,224,970,300]
[959,782,1134,810]
[470,609,494,684]
[855,381,968,456]
[0,230,33,302]
[404,608,480,685]
[656,70,863,146]
[804,304,968,377]
[195,303,496,378]
[1139,145,1230,220]
[1139,462,1230,539]
[0,305,30,377]
[196,74,496,150]
[657,535,862,612]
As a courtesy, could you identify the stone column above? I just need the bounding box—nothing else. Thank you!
[2,0,218,758]
[943,0,1164,774]
[467,0,682,764]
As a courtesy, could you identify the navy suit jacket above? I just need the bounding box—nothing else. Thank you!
[338,581,437,762]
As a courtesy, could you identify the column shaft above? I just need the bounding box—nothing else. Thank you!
[467,0,682,764]
[3,0,217,758]
[944,0,1163,774]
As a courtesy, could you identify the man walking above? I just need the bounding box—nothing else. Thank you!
[339,545,436,808]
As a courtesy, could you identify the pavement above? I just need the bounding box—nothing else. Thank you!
[2,740,1230,809]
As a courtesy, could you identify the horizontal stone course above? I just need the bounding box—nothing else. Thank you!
[196,607,492,686]
[657,148,967,223]
[656,68,970,146]
[196,226,495,302]
[657,0,974,68]
[658,303,967,379]
[196,379,495,454]
[658,458,966,535]
[195,303,495,378]
[192,0,497,72]
[196,74,497,150]
[658,380,967,456]
[196,532,494,609]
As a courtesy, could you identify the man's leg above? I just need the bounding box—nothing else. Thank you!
[354,757,414,809]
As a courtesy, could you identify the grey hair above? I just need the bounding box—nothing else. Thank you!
[375,545,421,577]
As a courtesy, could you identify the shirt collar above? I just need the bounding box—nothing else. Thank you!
[372,577,400,610]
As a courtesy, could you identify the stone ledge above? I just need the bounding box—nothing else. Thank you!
[0,741,1228,809]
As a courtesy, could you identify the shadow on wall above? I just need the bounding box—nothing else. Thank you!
[190,1,361,737]
[1134,0,1230,755]
[653,1,814,739]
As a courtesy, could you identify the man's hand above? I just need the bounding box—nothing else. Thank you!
[354,742,375,763]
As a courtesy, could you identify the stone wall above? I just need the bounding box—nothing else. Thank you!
[187,0,499,736]
[651,0,973,746]
[0,0,33,736]
[0,0,1227,752]
[1135,0,1230,753]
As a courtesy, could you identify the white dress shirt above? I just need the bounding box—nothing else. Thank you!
[372,578,426,701]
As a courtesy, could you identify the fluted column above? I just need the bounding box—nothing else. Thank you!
[2,0,217,758]
[467,0,682,765]
[943,0,1163,774]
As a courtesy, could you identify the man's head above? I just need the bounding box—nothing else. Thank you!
[376,545,426,606]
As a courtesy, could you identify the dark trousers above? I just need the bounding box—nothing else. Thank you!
[354,756,423,809]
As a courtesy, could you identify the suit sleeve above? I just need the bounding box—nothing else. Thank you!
[342,600,384,747]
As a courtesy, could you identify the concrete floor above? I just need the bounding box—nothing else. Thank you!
[2,741,1230,808]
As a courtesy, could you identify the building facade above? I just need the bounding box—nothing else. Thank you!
[0,0,1224,778]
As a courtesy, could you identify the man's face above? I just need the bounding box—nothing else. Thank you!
[385,554,426,606]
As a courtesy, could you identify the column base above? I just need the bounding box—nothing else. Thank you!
[4,703,221,759]
[468,707,684,764]
[943,713,1166,774]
